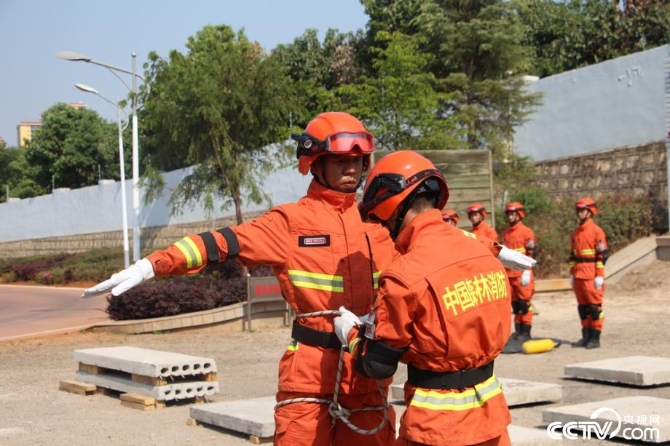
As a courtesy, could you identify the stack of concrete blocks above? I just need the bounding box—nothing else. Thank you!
[540,356,670,443]
[70,346,219,408]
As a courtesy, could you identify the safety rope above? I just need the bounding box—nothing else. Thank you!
[274,310,389,436]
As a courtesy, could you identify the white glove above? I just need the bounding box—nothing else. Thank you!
[594,276,604,290]
[498,245,537,270]
[520,269,532,286]
[82,258,155,298]
[570,275,574,289]
[333,306,361,346]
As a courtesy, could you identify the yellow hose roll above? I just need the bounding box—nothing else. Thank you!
[522,338,556,354]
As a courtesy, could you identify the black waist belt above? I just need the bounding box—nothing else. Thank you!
[291,321,341,349]
[572,257,597,263]
[407,361,494,390]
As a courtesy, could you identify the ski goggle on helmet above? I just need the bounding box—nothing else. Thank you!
[292,112,375,175]
[358,150,449,224]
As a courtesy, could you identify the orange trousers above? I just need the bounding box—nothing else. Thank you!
[395,429,511,446]
[274,390,396,446]
[508,275,534,325]
[573,278,605,331]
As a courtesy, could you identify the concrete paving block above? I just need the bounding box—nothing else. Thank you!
[75,371,219,401]
[190,396,276,438]
[499,378,562,407]
[564,356,670,386]
[74,346,217,378]
[542,396,670,443]
[392,378,562,407]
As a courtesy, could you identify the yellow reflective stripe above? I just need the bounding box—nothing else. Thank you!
[373,271,382,289]
[288,270,344,292]
[569,261,576,267]
[596,262,604,269]
[348,337,360,353]
[581,249,596,255]
[409,375,503,411]
[461,230,477,239]
[174,237,203,268]
[514,247,525,253]
[286,339,298,352]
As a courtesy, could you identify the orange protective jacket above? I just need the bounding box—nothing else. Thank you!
[570,219,608,279]
[147,180,396,395]
[471,220,498,242]
[354,210,511,445]
[499,222,536,278]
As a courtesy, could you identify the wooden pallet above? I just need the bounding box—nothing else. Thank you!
[58,379,207,410]
[187,418,273,444]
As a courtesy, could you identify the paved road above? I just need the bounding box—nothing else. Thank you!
[0,285,110,341]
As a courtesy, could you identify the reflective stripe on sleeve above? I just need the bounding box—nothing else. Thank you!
[373,271,382,289]
[288,270,344,292]
[409,375,503,411]
[174,237,203,269]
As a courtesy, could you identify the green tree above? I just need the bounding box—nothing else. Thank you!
[338,31,462,150]
[515,0,670,77]
[141,25,295,224]
[416,0,543,154]
[271,28,363,127]
[23,103,118,194]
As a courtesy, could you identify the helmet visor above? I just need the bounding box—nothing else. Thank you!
[293,131,375,159]
[327,132,375,154]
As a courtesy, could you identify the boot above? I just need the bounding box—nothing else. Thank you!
[585,330,601,349]
[510,322,522,340]
[516,324,532,342]
[572,328,590,347]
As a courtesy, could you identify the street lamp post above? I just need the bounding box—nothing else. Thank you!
[75,83,130,268]
[56,51,144,262]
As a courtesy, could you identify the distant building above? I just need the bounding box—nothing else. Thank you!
[68,101,87,110]
[17,121,42,147]
[16,102,87,147]
[0,136,5,149]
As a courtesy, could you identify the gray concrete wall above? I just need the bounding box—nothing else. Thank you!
[0,155,310,258]
[514,45,668,162]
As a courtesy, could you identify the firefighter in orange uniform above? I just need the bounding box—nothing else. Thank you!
[442,209,459,226]
[335,151,512,446]
[570,198,608,349]
[467,203,498,242]
[83,112,398,446]
[499,202,536,341]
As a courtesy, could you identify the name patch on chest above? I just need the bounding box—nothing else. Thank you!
[299,235,330,247]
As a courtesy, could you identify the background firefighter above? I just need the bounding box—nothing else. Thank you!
[466,203,499,242]
[499,202,537,342]
[336,151,512,446]
[82,112,398,446]
[441,209,459,226]
[570,197,609,349]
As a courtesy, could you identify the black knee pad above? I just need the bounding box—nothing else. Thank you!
[515,300,530,314]
[588,304,601,320]
[578,304,588,320]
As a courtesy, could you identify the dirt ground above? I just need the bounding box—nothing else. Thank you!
[2,260,670,446]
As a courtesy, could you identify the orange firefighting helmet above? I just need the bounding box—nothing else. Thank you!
[505,202,526,219]
[291,112,375,175]
[575,197,598,215]
[466,203,487,219]
[359,150,449,223]
[441,209,459,224]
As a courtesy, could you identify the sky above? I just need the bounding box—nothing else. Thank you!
[0,0,369,147]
